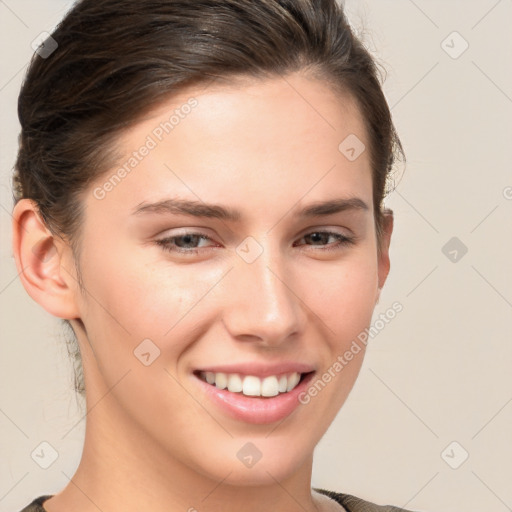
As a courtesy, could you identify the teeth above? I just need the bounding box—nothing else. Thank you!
[278,375,288,393]
[200,371,304,397]
[227,373,243,393]
[243,376,261,396]
[286,372,301,392]
[214,372,227,390]
[261,376,279,397]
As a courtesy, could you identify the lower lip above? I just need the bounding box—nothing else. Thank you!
[194,372,315,425]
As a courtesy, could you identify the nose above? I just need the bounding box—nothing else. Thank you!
[221,244,307,347]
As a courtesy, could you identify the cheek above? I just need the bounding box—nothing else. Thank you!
[294,257,377,426]
[78,228,379,373]
[304,254,379,346]
[78,244,226,359]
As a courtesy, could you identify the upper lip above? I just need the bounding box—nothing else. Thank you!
[194,362,315,378]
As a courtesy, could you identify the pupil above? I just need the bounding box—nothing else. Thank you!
[309,233,325,244]
[178,235,197,247]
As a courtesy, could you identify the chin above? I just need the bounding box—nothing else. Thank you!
[193,435,315,487]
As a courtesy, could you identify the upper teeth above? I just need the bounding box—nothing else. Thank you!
[200,371,302,397]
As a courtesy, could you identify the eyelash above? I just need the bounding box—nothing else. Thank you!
[155,230,356,256]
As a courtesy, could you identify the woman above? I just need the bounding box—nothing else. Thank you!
[12,0,413,511]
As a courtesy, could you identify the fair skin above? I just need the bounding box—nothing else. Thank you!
[12,72,393,512]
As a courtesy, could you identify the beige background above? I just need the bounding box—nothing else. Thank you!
[1,1,511,511]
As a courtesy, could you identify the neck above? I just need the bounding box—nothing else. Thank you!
[46,382,321,512]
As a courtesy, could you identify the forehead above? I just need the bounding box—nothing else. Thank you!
[126,72,369,159]
[87,72,373,223]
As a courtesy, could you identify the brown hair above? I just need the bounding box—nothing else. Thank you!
[13,0,405,395]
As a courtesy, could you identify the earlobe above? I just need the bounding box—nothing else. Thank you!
[11,199,80,319]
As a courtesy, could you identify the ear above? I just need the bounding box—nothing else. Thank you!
[11,199,81,319]
[375,208,394,305]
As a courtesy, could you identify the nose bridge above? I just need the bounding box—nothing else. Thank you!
[224,237,304,344]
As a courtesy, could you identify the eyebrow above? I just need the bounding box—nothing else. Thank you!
[132,196,369,221]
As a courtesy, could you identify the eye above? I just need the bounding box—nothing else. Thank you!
[155,232,217,255]
[295,230,356,252]
[155,229,356,257]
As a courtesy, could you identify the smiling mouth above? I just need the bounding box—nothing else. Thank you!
[194,370,313,398]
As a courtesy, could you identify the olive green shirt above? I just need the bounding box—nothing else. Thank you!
[19,491,418,512]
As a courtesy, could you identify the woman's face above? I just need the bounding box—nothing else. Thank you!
[69,72,392,485]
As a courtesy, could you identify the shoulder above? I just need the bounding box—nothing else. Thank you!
[314,488,421,512]
[21,491,423,512]
[17,495,53,512]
